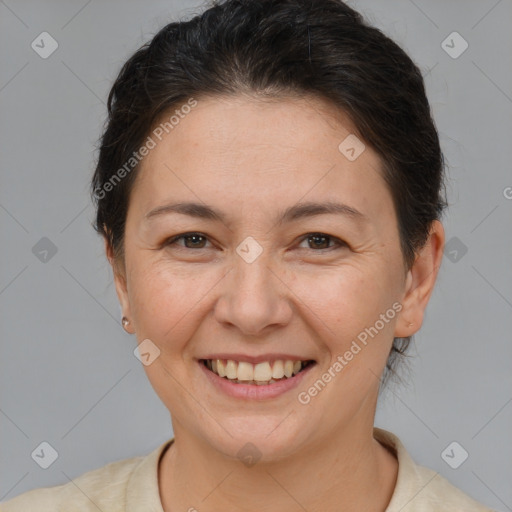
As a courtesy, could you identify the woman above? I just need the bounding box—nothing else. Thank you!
[1,0,496,510]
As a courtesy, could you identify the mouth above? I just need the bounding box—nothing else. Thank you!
[199,358,316,386]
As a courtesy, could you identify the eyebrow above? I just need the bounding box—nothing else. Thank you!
[144,200,369,225]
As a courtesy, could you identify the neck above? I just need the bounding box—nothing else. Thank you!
[158,416,398,512]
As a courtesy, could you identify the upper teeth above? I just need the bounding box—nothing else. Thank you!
[205,359,308,382]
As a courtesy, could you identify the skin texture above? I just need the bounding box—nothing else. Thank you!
[106,94,445,511]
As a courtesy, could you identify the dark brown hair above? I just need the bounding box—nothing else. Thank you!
[91,0,447,387]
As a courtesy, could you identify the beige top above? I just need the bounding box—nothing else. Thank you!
[0,428,495,511]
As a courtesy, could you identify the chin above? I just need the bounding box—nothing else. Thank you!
[202,415,309,464]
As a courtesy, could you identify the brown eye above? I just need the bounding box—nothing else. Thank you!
[298,233,346,251]
[166,233,211,249]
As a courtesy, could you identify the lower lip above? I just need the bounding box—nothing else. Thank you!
[198,360,316,400]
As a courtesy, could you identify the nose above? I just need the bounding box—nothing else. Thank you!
[214,251,294,336]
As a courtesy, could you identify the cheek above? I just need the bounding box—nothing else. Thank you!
[127,258,221,348]
[311,264,398,328]
[306,266,400,372]
[127,243,402,356]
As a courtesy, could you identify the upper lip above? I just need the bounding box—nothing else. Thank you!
[199,353,315,364]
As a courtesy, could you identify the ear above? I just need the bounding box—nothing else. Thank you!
[104,237,134,333]
[394,220,445,337]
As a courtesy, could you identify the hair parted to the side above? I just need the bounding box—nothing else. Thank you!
[91,0,447,389]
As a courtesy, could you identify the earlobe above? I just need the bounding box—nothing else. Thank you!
[394,220,445,338]
[113,269,131,326]
[104,237,134,333]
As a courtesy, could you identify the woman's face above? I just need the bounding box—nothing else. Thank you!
[112,94,434,459]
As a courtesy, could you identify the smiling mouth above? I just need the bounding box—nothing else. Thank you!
[200,358,316,385]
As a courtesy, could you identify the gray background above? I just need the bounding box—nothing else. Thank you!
[1,0,511,509]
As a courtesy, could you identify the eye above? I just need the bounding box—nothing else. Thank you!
[297,232,347,251]
[164,232,347,252]
[165,232,212,250]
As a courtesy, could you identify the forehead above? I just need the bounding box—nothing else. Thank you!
[131,94,393,225]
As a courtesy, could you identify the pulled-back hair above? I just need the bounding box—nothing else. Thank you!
[91,0,447,387]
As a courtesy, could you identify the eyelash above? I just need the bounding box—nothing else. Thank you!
[164,232,347,252]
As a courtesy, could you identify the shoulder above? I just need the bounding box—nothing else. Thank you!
[0,456,142,512]
[373,428,496,512]
[406,464,496,512]
[0,440,171,512]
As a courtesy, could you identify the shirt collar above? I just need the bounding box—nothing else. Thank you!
[125,428,428,511]
[373,427,440,511]
[125,438,173,512]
